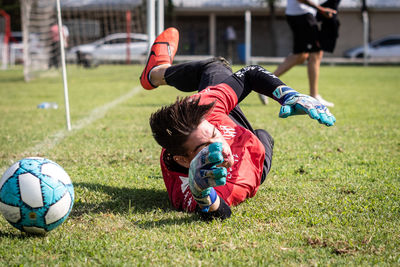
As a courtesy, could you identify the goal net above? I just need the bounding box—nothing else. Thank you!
[20,0,146,81]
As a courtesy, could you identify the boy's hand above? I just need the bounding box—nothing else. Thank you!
[273,86,336,126]
[189,142,227,206]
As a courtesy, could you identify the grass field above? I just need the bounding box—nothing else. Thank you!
[0,64,399,266]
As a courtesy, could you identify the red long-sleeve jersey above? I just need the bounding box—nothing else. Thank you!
[160,83,265,212]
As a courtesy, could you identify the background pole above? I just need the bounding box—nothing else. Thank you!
[56,0,71,131]
[245,10,251,65]
[147,0,156,52]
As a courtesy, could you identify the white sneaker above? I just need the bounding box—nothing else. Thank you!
[258,94,269,105]
[315,94,334,107]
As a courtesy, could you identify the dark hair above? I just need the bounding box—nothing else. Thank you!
[149,96,215,156]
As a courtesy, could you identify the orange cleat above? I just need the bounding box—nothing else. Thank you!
[140,27,179,90]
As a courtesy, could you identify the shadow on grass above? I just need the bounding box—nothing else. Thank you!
[70,182,203,226]
[0,230,25,238]
[70,182,175,217]
[0,76,25,83]
[133,216,204,229]
[0,230,47,239]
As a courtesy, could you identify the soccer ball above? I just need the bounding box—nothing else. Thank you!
[0,157,74,234]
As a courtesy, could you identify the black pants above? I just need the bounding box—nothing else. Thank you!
[49,41,60,69]
[164,58,273,184]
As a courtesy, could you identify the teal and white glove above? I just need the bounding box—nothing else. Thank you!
[189,142,227,212]
[273,86,336,126]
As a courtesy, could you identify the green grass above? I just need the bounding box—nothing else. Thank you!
[0,64,399,266]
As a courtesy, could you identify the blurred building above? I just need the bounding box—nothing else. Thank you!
[58,0,400,62]
[168,0,400,62]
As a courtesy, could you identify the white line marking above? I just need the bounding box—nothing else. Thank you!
[0,86,142,173]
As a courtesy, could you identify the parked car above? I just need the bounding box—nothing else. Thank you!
[67,33,148,65]
[0,32,41,64]
[343,35,400,58]
[8,32,26,64]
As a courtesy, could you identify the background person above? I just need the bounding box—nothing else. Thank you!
[259,0,337,107]
[224,25,237,64]
[49,23,69,69]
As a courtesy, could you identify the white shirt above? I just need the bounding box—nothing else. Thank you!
[286,0,318,16]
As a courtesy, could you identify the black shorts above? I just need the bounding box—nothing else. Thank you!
[317,6,340,52]
[318,17,340,53]
[286,13,321,54]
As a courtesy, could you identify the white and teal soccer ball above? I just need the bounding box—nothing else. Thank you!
[0,157,74,234]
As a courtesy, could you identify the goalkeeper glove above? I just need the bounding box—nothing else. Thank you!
[273,86,336,126]
[189,142,227,212]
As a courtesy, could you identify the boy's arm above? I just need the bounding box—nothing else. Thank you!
[222,65,336,126]
[198,197,231,221]
[189,143,232,220]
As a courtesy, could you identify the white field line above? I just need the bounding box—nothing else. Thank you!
[1,86,142,174]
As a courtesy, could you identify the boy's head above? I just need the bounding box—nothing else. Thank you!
[150,96,214,153]
[149,96,234,168]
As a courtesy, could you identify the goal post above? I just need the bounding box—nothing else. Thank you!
[56,0,71,131]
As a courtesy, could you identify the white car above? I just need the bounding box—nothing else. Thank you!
[0,32,41,64]
[344,35,400,58]
[67,33,148,64]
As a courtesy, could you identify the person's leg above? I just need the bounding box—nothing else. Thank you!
[308,50,335,107]
[163,57,232,92]
[307,50,323,98]
[258,94,269,105]
[49,42,58,68]
[148,65,168,87]
[140,27,179,90]
[274,14,312,77]
[197,57,233,91]
[296,14,335,107]
[273,52,309,77]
